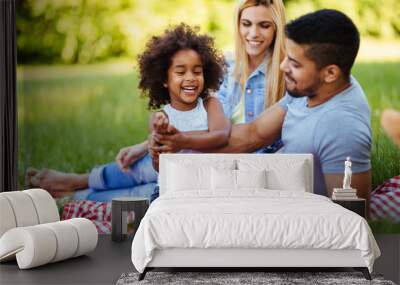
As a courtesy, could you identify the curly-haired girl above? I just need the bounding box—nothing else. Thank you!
[139,23,230,170]
[26,23,230,201]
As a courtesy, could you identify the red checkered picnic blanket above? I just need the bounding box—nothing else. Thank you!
[370,175,400,222]
[62,200,112,234]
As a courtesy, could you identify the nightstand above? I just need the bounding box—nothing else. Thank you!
[112,197,149,242]
[332,198,366,218]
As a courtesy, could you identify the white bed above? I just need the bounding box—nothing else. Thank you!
[131,154,380,280]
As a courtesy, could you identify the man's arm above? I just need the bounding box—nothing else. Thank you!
[211,103,286,153]
[324,170,372,200]
[150,103,286,164]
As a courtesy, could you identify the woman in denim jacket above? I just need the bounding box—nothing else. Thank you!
[218,0,286,153]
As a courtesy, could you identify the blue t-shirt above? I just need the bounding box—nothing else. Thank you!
[278,76,371,196]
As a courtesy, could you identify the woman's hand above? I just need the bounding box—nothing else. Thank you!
[116,142,148,172]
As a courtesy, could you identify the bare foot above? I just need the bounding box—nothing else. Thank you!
[27,169,89,197]
[381,109,400,147]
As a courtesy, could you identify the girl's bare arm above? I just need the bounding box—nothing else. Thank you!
[152,97,231,152]
[182,96,231,149]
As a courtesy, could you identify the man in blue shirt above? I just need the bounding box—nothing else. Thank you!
[211,9,372,198]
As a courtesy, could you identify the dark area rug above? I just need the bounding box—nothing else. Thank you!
[116,271,396,285]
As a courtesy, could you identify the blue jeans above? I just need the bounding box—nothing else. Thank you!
[150,186,160,203]
[73,154,158,202]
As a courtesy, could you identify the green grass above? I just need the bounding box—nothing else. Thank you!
[17,61,400,232]
[352,62,400,189]
[18,70,150,182]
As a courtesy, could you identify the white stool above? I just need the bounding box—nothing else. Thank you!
[0,189,98,269]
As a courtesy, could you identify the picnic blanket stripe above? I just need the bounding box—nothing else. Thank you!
[369,203,385,220]
[372,196,395,215]
[375,193,400,211]
[61,200,112,234]
[370,175,400,221]
[371,192,400,209]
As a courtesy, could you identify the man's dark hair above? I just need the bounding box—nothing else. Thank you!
[138,23,226,110]
[285,9,360,78]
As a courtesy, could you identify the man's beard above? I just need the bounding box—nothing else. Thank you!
[285,74,321,99]
[286,88,317,98]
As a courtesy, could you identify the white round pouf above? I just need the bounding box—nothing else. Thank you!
[0,226,57,269]
[0,196,17,237]
[67,218,98,257]
[42,220,79,262]
[1,192,39,227]
[0,190,98,269]
[24,189,59,224]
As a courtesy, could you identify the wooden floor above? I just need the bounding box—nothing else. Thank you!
[374,234,400,284]
[0,234,399,285]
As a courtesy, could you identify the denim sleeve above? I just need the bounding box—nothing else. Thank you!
[217,58,236,118]
[314,110,371,174]
[216,74,232,118]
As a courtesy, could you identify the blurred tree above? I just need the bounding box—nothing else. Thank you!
[17,0,127,64]
[16,0,400,64]
[285,0,400,39]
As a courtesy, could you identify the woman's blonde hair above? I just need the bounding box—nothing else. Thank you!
[233,0,286,108]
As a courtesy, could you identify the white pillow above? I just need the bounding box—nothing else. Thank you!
[166,159,236,192]
[211,169,267,191]
[236,169,267,188]
[238,159,308,191]
[211,168,236,190]
[265,164,307,191]
[167,162,210,191]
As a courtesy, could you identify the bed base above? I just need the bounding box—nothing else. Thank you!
[138,267,371,281]
[138,248,372,281]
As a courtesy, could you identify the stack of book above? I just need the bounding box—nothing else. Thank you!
[332,188,358,200]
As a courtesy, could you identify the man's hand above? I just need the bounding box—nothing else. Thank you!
[152,124,184,153]
[149,111,186,170]
[116,142,148,172]
[149,124,183,171]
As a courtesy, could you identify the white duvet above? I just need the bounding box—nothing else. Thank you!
[131,190,380,273]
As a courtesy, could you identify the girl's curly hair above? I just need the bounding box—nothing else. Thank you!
[138,23,226,110]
